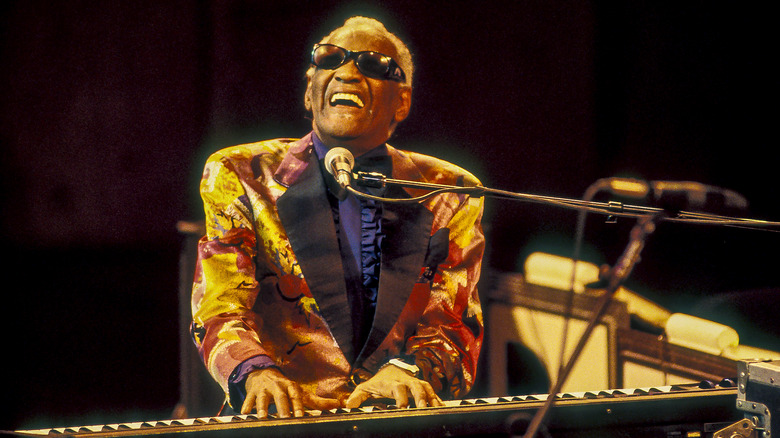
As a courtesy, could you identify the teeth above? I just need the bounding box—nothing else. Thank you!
[330,92,364,108]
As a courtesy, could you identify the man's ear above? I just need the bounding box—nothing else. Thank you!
[394,87,412,123]
[304,71,314,112]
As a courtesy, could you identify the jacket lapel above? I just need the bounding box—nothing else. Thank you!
[275,136,356,363]
[274,138,436,370]
[356,147,434,368]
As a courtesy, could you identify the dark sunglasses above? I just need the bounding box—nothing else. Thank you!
[310,44,406,83]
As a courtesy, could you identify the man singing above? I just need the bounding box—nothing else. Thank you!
[191,16,485,418]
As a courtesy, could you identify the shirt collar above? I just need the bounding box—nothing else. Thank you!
[311,132,389,161]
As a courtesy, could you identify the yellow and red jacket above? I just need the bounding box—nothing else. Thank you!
[191,132,485,407]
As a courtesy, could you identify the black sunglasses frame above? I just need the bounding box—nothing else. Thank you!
[310,44,406,83]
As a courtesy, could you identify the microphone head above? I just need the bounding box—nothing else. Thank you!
[601,177,749,213]
[606,178,651,198]
[650,180,749,212]
[324,147,354,177]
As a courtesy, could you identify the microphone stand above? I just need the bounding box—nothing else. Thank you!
[351,171,779,437]
[352,171,780,230]
[520,212,661,438]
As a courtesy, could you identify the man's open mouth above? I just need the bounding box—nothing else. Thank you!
[330,92,364,108]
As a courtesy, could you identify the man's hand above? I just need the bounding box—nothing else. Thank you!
[242,368,341,417]
[345,364,443,409]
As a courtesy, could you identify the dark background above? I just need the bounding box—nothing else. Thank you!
[2,0,777,431]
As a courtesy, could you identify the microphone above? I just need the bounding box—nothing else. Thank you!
[604,178,749,212]
[324,147,355,190]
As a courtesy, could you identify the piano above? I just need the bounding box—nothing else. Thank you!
[13,382,740,437]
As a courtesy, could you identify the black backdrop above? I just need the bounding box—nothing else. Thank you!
[2,0,777,431]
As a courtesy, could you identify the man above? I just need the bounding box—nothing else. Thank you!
[191,16,485,418]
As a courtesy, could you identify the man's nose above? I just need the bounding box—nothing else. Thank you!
[334,59,362,82]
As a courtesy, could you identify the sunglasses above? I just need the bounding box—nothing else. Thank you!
[310,44,406,83]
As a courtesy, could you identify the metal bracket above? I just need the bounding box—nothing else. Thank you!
[737,360,779,438]
[714,418,759,438]
[737,399,771,436]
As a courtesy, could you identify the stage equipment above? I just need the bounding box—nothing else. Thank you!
[714,360,780,438]
[348,172,778,437]
[484,269,764,396]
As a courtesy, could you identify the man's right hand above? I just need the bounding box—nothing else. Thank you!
[241,368,341,418]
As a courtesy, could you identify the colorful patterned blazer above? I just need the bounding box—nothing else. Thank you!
[191,132,485,407]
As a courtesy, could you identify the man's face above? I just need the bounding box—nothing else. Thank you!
[305,26,411,155]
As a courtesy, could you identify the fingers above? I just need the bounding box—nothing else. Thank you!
[273,385,292,418]
[243,369,341,418]
[244,369,303,418]
[408,382,426,408]
[403,379,442,408]
[256,391,271,418]
[243,366,442,416]
[416,380,443,407]
[346,365,442,409]
[392,383,410,408]
[241,390,257,415]
[287,385,304,418]
[344,388,371,409]
[242,388,275,418]
[306,393,343,411]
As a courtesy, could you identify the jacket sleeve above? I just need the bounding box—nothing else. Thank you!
[405,190,486,399]
[190,150,268,396]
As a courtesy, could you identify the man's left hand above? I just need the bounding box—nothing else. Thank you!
[344,364,443,409]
